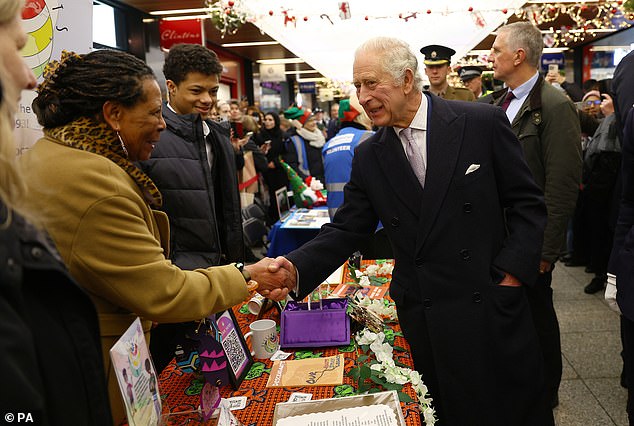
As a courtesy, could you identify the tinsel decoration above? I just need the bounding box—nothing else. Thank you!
[205,0,247,37]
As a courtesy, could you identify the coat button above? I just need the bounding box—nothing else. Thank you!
[415,257,424,267]
[7,257,16,272]
[460,249,471,261]
[423,298,432,308]
[390,217,400,227]
[473,292,482,303]
[463,203,473,213]
[31,247,43,259]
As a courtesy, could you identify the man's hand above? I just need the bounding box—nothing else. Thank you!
[539,260,552,274]
[499,272,522,287]
[265,256,298,300]
[605,273,620,313]
[244,257,296,301]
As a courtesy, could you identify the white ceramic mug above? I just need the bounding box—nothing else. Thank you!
[243,319,279,359]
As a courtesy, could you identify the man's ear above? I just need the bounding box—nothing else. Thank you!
[514,49,526,66]
[166,80,177,98]
[403,68,415,95]
[102,101,122,131]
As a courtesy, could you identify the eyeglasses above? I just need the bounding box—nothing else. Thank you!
[585,100,601,106]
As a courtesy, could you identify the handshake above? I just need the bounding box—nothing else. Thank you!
[244,256,298,301]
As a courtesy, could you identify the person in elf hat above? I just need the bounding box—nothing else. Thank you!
[459,65,491,99]
[282,106,325,183]
[322,93,373,219]
[420,44,475,101]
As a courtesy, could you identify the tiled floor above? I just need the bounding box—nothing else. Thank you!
[554,264,628,426]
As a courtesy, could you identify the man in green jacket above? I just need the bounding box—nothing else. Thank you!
[485,21,582,410]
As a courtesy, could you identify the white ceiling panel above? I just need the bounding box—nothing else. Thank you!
[239,0,526,81]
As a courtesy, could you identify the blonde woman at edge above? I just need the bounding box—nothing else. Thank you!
[0,0,112,423]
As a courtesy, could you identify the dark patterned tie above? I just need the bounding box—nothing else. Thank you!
[500,91,515,111]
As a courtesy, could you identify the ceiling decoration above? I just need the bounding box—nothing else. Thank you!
[203,0,525,82]
[205,0,248,37]
[199,0,631,82]
[515,2,634,47]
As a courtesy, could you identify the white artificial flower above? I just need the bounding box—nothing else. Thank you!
[365,264,380,276]
[423,407,436,425]
[383,366,408,384]
[370,341,393,363]
[409,370,422,386]
[359,275,371,286]
[355,329,378,345]
[354,269,363,278]
[378,262,394,275]
[355,325,436,425]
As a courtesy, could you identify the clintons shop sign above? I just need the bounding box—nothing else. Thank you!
[159,19,204,50]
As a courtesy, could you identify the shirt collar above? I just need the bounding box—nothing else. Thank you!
[394,94,428,137]
[167,102,210,137]
[510,71,539,100]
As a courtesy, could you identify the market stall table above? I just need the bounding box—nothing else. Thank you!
[266,206,329,257]
[158,260,422,426]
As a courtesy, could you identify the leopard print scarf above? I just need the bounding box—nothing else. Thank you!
[44,117,162,208]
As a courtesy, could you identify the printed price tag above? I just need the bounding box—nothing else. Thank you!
[288,392,313,403]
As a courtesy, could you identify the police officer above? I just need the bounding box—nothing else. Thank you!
[459,65,492,99]
[420,44,475,101]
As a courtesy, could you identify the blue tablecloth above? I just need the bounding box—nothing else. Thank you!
[266,207,328,257]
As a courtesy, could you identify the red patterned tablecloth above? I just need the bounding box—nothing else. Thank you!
[158,261,421,426]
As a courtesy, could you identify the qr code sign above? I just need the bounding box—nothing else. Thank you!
[222,328,247,375]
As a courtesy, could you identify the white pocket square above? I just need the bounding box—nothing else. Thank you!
[465,164,480,175]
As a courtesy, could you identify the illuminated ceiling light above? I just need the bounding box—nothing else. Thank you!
[150,8,208,15]
[591,45,633,51]
[257,58,305,64]
[467,47,569,55]
[221,41,280,47]
[284,70,320,75]
[161,15,208,21]
[297,77,328,83]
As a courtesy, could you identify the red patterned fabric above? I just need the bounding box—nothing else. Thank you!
[158,261,421,426]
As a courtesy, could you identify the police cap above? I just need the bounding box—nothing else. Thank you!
[459,66,483,82]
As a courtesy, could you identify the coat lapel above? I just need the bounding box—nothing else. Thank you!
[373,127,424,216]
[415,95,464,253]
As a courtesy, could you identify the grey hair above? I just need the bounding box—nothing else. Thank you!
[355,37,424,91]
[497,21,543,69]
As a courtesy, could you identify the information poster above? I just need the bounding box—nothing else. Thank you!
[110,318,162,426]
[16,0,92,155]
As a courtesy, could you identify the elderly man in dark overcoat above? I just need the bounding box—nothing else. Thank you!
[264,37,552,425]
